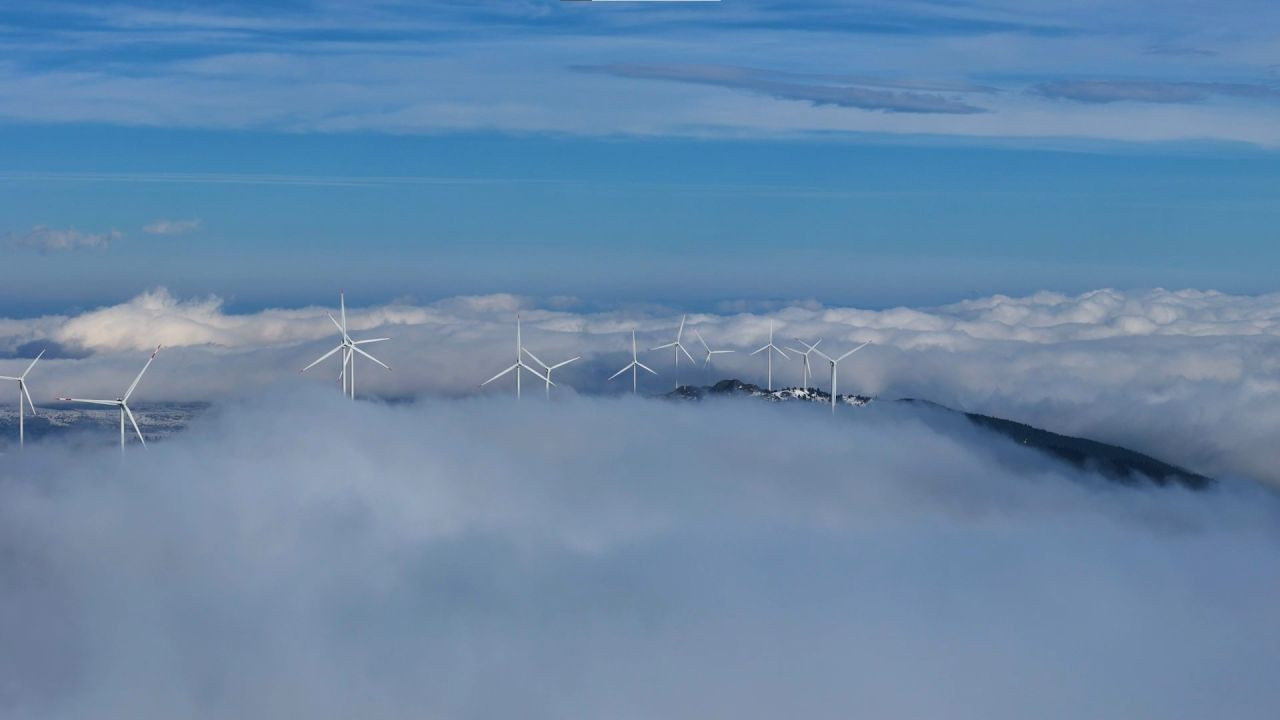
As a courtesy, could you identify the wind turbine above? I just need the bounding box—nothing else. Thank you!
[749,320,790,391]
[812,341,871,414]
[610,330,657,394]
[651,314,696,390]
[785,338,822,392]
[300,291,390,400]
[480,313,551,399]
[59,345,161,449]
[523,347,580,399]
[0,349,43,448]
[693,330,734,370]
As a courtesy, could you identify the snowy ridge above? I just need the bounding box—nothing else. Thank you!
[668,379,872,406]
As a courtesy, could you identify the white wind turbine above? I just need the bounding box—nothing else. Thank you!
[59,346,161,449]
[693,330,734,370]
[299,291,390,400]
[651,314,696,390]
[749,319,790,391]
[610,330,657,394]
[0,349,43,448]
[480,313,551,399]
[785,338,822,392]
[523,347,580,399]
[812,341,871,414]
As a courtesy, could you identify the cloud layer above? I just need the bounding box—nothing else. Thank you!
[3,286,1280,489]
[3,1,1280,144]
[2,391,1278,718]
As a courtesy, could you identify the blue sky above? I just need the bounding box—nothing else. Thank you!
[1,0,1278,313]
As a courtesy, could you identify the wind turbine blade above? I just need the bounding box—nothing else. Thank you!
[637,361,658,375]
[651,342,677,351]
[677,314,686,341]
[0,375,17,381]
[786,347,803,355]
[812,349,834,363]
[679,344,696,364]
[340,291,347,334]
[124,346,161,401]
[694,330,712,354]
[124,404,146,447]
[59,397,119,406]
[522,347,549,370]
[750,345,769,356]
[837,341,872,362]
[549,356,580,370]
[21,349,45,378]
[608,363,634,381]
[22,383,38,416]
[351,345,390,370]
[711,350,733,355]
[353,337,390,345]
[481,364,518,387]
[300,344,344,372]
[771,345,791,359]
[328,313,345,334]
[521,363,551,384]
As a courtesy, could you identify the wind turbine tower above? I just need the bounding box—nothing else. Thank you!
[610,330,657,394]
[0,349,43,448]
[300,291,391,399]
[750,320,790,391]
[59,346,161,449]
[651,314,696,390]
[523,347,580,399]
[785,338,822,392]
[480,313,551,399]
[812,341,871,414]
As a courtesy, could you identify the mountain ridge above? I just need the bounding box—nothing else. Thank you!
[665,379,1212,490]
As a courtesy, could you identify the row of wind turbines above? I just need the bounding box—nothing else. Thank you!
[0,345,161,450]
[596,315,869,409]
[2,292,870,450]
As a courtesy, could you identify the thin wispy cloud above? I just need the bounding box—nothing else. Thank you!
[1144,45,1220,58]
[4,225,119,252]
[142,218,202,235]
[576,64,989,114]
[1033,79,1280,104]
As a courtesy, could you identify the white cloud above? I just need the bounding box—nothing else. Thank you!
[142,218,202,235]
[1,392,1278,718]
[4,225,119,252]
